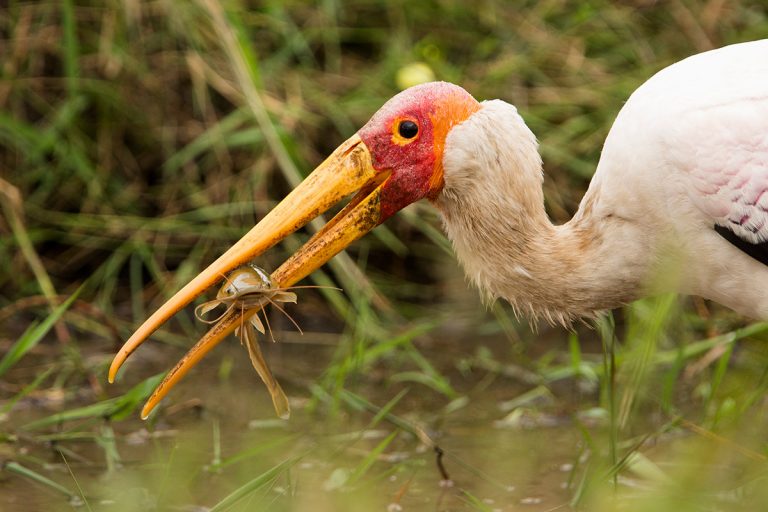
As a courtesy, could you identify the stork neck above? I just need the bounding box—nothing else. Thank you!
[435,100,651,323]
[438,193,648,323]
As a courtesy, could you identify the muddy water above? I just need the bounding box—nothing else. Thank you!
[0,326,597,512]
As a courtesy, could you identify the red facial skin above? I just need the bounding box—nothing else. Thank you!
[358,82,481,221]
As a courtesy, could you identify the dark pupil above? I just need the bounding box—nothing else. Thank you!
[398,120,418,139]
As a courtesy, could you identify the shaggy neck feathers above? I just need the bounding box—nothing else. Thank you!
[435,100,650,324]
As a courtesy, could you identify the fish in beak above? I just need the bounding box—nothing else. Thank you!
[109,81,481,417]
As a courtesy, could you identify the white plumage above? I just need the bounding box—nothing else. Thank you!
[616,40,768,245]
[437,39,768,322]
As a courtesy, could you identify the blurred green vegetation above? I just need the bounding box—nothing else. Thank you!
[1,1,768,511]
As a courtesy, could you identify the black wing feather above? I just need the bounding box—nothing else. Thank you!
[714,224,768,267]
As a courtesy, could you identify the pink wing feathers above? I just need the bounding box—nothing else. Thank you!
[671,97,768,245]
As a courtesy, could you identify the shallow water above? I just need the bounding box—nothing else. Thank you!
[4,318,768,512]
[0,326,592,512]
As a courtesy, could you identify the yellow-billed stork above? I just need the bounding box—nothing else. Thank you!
[110,39,768,417]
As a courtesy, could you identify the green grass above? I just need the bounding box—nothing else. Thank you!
[1,1,768,510]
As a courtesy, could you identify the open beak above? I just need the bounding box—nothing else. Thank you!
[110,133,388,413]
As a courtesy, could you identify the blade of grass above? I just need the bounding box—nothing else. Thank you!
[390,371,456,398]
[0,366,55,414]
[369,388,409,428]
[360,322,436,365]
[59,452,92,511]
[654,321,768,365]
[346,430,398,487]
[209,455,303,512]
[330,388,434,446]
[597,312,618,487]
[3,461,77,499]
[0,178,69,342]
[61,0,79,96]
[206,435,297,473]
[22,373,163,429]
[399,341,458,398]
[211,417,222,470]
[162,107,256,175]
[460,489,495,512]
[96,423,121,473]
[705,340,735,427]
[0,285,82,378]
[619,294,677,428]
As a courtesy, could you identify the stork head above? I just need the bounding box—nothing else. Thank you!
[110,82,481,414]
[357,82,481,219]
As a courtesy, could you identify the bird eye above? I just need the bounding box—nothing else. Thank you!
[398,120,419,139]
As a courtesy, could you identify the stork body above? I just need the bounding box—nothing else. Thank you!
[111,39,768,417]
[440,39,768,322]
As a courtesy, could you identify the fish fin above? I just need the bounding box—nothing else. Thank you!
[250,314,266,334]
[194,300,221,321]
[242,325,290,419]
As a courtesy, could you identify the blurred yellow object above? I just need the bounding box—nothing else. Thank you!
[396,62,436,90]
